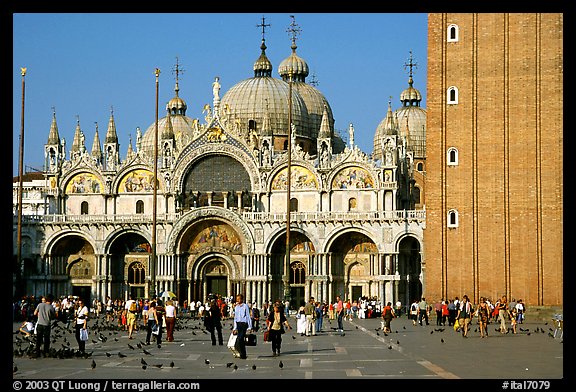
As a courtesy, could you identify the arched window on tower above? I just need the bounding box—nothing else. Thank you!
[447,86,459,104]
[447,209,459,228]
[81,201,89,215]
[136,200,144,214]
[447,147,459,166]
[248,119,257,132]
[447,24,459,42]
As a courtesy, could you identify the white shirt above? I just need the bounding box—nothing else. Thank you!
[165,304,176,318]
[76,306,89,325]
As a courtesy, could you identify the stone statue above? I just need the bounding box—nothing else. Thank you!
[212,76,221,102]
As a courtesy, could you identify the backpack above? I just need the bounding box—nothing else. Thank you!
[129,301,137,312]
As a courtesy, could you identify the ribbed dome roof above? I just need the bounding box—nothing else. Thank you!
[140,113,196,157]
[166,96,187,114]
[395,105,427,159]
[221,76,311,139]
[399,76,422,104]
[293,82,334,137]
[278,45,309,82]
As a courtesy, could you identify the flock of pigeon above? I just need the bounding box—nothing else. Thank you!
[12,315,286,375]
[13,315,560,376]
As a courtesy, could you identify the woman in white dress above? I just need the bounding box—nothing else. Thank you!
[296,305,307,336]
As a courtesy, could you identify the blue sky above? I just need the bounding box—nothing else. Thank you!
[12,13,428,176]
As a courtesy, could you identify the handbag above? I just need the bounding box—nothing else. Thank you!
[152,323,160,335]
[263,330,270,342]
[245,333,257,346]
[79,328,89,341]
[227,333,238,348]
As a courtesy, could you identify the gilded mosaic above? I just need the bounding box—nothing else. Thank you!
[332,167,374,189]
[66,173,103,194]
[271,165,318,190]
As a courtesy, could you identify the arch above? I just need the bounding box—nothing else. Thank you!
[80,201,89,215]
[447,23,459,42]
[330,165,375,190]
[269,164,319,192]
[42,229,98,256]
[323,226,380,254]
[103,227,151,255]
[118,169,160,193]
[173,143,261,194]
[447,147,459,165]
[167,207,255,254]
[188,251,239,282]
[136,200,145,214]
[62,170,104,194]
[265,226,319,255]
[447,86,459,104]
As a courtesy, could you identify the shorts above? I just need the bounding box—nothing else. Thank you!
[127,312,136,326]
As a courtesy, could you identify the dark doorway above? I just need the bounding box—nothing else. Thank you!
[290,286,305,310]
[351,286,362,302]
[130,286,145,300]
[73,286,91,306]
[207,276,227,298]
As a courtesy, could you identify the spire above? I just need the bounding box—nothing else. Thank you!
[279,15,308,82]
[383,97,399,135]
[71,115,82,153]
[262,99,272,136]
[318,104,332,138]
[105,106,118,143]
[126,134,135,160]
[172,57,185,98]
[47,107,60,145]
[254,16,273,77]
[162,110,174,140]
[91,121,102,160]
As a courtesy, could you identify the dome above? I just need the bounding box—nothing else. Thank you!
[293,82,334,137]
[399,76,423,104]
[395,105,427,159]
[166,96,187,114]
[221,76,312,140]
[278,44,309,82]
[253,41,273,77]
[140,113,196,157]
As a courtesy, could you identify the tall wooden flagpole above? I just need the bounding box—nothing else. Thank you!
[15,67,26,299]
[150,68,160,300]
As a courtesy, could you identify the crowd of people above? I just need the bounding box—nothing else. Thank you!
[13,291,530,359]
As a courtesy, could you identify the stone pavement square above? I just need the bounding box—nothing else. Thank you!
[11,313,566,387]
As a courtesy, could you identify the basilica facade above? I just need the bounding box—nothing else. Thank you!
[14,29,426,310]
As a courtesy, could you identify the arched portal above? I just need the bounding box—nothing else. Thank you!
[396,236,422,309]
[328,232,378,302]
[108,232,151,300]
[49,235,96,303]
[270,231,315,309]
[181,219,243,302]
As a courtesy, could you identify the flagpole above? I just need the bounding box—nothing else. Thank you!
[150,68,160,300]
[284,71,293,304]
[15,67,26,299]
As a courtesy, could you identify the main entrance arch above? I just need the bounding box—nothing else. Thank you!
[181,218,243,302]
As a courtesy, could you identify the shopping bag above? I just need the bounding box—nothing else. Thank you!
[227,333,240,358]
[79,328,89,341]
[152,323,160,335]
[453,319,460,331]
[263,330,270,342]
[245,333,257,346]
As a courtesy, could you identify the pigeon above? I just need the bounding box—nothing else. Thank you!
[204,359,210,365]
[388,345,393,350]
[441,338,445,343]
[279,361,284,369]
[292,335,296,339]
[430,331,434,334]
[169,361,174,368]
[252,364,257,370]
[153,364,163,369]
[142,365,147,370]
[13,365,18,373]
[137,343,142,349]
[143,349,152,355]
[118,352,127,358]
[233,364,238,370]
[106,352,112,357]
[226,362,234,368]
[128,344,135,350]
[141,358,148,366]
[396,340,400,345]
[376,332,380,336]
[91,360,96,370]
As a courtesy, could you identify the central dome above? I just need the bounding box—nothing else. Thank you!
[221,76,311,139]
